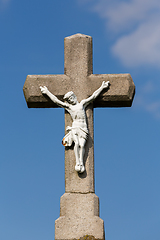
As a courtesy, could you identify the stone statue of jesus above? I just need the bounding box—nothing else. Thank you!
[40,81,110,173]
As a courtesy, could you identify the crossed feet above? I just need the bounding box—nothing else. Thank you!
[75,163,85,173]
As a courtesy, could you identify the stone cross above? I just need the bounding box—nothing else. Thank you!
[23,33,135,240]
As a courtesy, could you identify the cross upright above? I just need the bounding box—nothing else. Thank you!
[23,33,135,240]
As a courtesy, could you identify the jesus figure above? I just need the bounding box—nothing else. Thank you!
[40,81,110,173]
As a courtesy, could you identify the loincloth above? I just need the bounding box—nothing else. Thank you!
[62,127,88,146]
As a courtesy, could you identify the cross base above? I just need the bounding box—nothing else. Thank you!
[55,193,105,240]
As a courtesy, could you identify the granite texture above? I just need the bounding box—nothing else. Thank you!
[55,193,104,240]
[23,33,135,240]
[23,34,135,108]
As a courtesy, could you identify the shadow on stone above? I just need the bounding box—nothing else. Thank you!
[73,235,98,240]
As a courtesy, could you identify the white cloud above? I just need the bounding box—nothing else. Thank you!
[134,81,160,119]
[0,0,10,4]
[112,17,160,67]
[135,96,160,119]
[141,81,155,94]
[77,0,93,3]
[88,0,160,67]
[146,101,160,119]
[79,0,160,119]
[93,0,160,32]
[0,0,11,10]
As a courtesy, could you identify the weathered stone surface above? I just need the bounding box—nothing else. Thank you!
[55,217,104,240]
[55,193,104,240]
[78,236,98,240]
[59,193,99,217]
[23,34,135,108]
[23,73,135,108]
[89,73,135,107]
[23,75,69,108]
[64,33,93,78]
[23,33,135,240]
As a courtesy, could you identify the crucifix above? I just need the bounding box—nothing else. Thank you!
[23,33,135,240]
[39,80,110,174]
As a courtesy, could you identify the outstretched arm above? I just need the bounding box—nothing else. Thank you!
[40,86,69,108]
[81,81,110,107]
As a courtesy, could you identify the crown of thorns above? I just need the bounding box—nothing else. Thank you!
[63,91,76,100]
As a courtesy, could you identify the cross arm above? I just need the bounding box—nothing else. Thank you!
[23,73,135,108]
[88,73,135,107]
[81,81,110,107]
[23,74,70,108]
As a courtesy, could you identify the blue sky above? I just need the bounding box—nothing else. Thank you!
[0,0,160,240]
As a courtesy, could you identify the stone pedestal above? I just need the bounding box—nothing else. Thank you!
[55,193,104,240]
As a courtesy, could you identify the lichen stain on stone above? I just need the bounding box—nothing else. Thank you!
[76,235,97,240]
